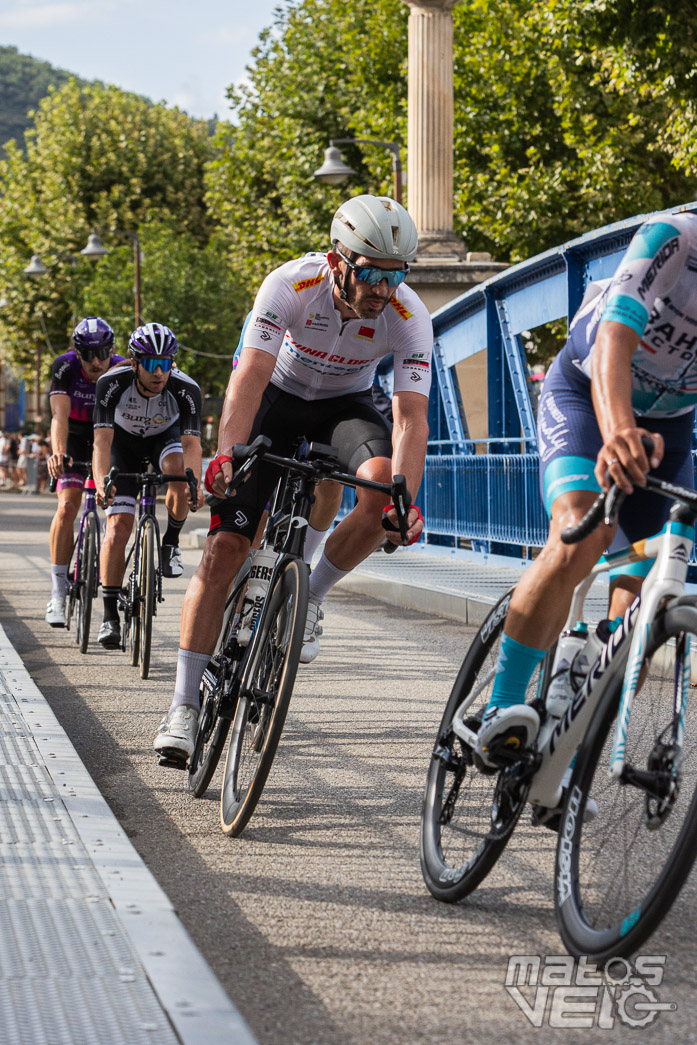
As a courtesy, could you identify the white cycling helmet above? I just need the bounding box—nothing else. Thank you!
[331,194,418,263]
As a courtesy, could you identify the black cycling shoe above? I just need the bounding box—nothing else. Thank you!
[162,545,183,578]
[98,618,121,650]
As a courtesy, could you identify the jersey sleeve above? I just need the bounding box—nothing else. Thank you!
[50,355,73,397]
[172,373,202,437]
[390,295,434,397]
[600,215,691,336]
[242,264,313,358]
[92,372,121,429]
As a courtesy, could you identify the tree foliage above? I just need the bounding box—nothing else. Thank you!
[0,81,243,392]
[207,0,697,281]
[0,45,84,155]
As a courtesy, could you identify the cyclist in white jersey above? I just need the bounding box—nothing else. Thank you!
[154,194,433,762]
[474,207,697,782]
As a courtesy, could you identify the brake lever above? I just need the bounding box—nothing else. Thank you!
[186,467,198,513]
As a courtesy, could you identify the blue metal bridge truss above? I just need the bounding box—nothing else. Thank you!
[421,200,697,560]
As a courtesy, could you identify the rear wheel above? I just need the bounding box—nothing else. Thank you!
[420,590,539,902]
[138,519,156,679]
[188,566,250,797]
[76,513,98,655]
[220,558,308,837]
[556,597,697,961]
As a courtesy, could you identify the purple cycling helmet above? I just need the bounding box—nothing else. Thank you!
[72,316,115,351]
[128,322,178,358]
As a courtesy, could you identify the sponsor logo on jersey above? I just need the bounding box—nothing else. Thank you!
[637,237,681,301]
[410,372,422,382]
[389,296,412,321]
[357,326,375,340]
[264,309,279,321]
[293,273,324,292]
[304,311,330,331]
[404,356,429,369]
[254,317,281,333]
[259,331,272,342]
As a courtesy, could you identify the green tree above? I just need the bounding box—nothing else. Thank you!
[0,45,84,154]
[0,80,244,394]
[206,0,410,292]
[207,0,697,288]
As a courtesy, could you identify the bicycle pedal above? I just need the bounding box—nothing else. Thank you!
[157,754,188,770]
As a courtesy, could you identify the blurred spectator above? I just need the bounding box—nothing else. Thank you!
[36,440,50,494]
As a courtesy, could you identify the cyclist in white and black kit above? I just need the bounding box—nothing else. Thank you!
[153,194,433,762]
[93,322,203,649]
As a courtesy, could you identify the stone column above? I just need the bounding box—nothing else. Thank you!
[400,0,507,312]
[402,0,463,259]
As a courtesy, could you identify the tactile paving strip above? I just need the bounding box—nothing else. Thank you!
[0,629,256,1045]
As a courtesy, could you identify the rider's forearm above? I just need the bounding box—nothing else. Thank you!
[391,393,429,501]
[92,429,113,489]
[51,416,69,457]
[590,322,639,440]
[182,436,202,482]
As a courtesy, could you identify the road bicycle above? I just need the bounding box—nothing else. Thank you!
[187,435,411,839]
[420,469,697,962]
[104,463,198,680]
[50,457,100,654]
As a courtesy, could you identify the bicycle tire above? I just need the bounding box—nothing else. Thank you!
[138,519,156,679]
[188,569,250,798]
[77,513,98,655]
[556,596,697,961]
[65,543,79,632]
[128,547,141,669]
[220,557,309,837]
[420,589,538,902]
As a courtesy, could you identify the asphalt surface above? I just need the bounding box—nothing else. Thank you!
[1,491,697,1044]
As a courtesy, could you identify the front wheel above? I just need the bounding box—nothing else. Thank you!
[420,589,537,902]
[138,519,156,679]
[220,558,309,837]
[76,513,99,655]
[188,566,251,798]
[556,597,697,961]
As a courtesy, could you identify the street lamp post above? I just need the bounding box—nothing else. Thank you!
[313,138,403,204]
[80,230,142,327]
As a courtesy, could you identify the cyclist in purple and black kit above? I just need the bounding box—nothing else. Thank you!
[45,317,124,627]
[474,207,697,799]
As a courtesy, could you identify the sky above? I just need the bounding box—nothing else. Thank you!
[0,0,287,120]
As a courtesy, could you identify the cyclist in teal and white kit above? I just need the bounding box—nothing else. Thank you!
[475,207,697,786]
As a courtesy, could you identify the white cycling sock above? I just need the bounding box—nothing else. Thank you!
[303,525,328,565]
[51,564,68,600]
[308,551,350,602]
[171,649,210,712]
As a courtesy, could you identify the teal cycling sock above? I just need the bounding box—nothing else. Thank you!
[486,633,546,712]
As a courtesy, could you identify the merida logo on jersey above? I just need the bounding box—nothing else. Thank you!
[637,238,680,301]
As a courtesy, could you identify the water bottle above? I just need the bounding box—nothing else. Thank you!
[545,623,588,718]
[236,547,279,646]
[572,617,621,678]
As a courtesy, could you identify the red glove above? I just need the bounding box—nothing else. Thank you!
[381,503,424,545]
[204,455,232,495]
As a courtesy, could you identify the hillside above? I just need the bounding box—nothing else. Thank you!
[0,46,85,151]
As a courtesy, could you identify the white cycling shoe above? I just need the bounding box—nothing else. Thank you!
[153,705,198,764]
[474,703,540,770]
[300,596,324,664]
[45,598,66,628]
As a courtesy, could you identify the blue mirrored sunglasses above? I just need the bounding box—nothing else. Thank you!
[336,248,409,288]
[138,355,173,373]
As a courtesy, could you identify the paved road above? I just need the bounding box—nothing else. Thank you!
[1,492,696,1044]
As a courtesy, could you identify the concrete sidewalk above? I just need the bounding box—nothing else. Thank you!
[0,623,255,1045]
